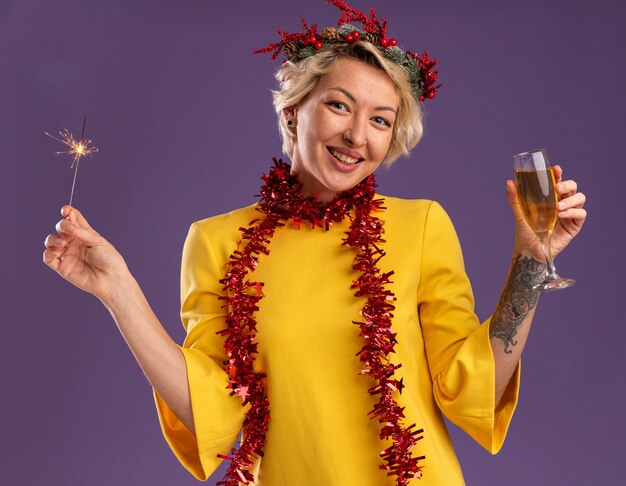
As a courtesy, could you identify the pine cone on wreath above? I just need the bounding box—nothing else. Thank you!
[321,27,341,41]
[363,31,380,44]
[283,42,299,62]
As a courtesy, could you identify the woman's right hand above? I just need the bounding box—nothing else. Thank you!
[43,205,131,303]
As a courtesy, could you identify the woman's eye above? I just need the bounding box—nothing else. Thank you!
[327,101,347,111]
[372,116,391,127]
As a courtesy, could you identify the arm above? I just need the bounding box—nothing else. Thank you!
[151,221,246,480]
[100,275,195,434]
[417,200,520,453]
[44,205,195,433]
[490,166,587,405]
[490,251,543,404]
[416,173,584,452]
[45,206,244,478]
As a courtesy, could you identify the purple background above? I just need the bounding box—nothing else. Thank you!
[2,0,624,484]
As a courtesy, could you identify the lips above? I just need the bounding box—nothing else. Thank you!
[327,147,364,165]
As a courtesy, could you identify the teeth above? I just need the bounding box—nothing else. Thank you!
[330,148,360,165]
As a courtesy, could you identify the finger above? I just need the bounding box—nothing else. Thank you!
[552,165,563,183]
[506,180,526,223]
[61,205,98,234]
[44,234,67,249]
[556,192,586,211]
[558,208,587,221]
[56,205,102,243]
[43,247,62,270]
[55,219,78,238]
[507,179,516,194]
[56,217,104,246]
[555,180,577,197]
[506,179,518,206]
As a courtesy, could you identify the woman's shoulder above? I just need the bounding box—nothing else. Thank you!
[377,194,451,224]
[189,203,260,239]
[377,195,460,251]
[378,194,433,211]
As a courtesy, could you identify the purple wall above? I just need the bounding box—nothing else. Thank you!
[2,0,624,484]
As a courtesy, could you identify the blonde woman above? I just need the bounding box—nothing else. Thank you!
[42,2,586,484]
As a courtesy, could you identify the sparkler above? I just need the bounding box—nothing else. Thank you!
[45,116,98,207]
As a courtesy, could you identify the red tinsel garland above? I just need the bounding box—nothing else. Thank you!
[216,158,424,485]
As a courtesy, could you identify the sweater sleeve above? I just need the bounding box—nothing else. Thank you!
[153,222,246,480]
[416,201,520,454]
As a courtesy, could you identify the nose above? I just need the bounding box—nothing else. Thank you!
[343,115,367,147]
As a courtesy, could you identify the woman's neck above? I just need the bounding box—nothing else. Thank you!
[289,168,337,203]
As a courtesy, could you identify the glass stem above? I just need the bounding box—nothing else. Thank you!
[539,232,558,282]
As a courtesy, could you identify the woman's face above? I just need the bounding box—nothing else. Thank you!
[288,57,398,202]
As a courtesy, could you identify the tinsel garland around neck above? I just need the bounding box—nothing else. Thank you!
[216,158,425,485]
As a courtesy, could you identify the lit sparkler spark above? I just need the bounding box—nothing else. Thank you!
[45,125,98,168]
[45,116,98,207]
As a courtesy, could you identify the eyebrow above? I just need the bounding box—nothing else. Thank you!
[328,87,397,114]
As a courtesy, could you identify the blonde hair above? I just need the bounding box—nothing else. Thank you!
[272,41,423,166]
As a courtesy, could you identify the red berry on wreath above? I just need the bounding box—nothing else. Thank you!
[353,31,360,40]
[315,41,323,50]
[346,33,354,42]
[309,35,317,44]
[381,38,388,47]
[389,38,397,47]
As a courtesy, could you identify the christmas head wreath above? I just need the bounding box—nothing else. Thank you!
[253,0,441,102]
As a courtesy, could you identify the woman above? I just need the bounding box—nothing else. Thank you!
[42,2,586,485]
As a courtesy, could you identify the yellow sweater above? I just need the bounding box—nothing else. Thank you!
[153,196,520,485]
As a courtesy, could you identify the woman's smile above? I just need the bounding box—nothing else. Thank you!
[327,146,364,165]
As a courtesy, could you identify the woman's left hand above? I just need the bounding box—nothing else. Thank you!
[506,165,587,260]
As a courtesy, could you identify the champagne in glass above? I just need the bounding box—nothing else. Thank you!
[513,149,575,291]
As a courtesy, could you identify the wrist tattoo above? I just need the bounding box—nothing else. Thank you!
[489,255,545,353]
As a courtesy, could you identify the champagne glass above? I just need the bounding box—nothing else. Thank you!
[513,149,575,291]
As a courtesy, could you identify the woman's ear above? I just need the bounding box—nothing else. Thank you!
[283,106,298,127]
